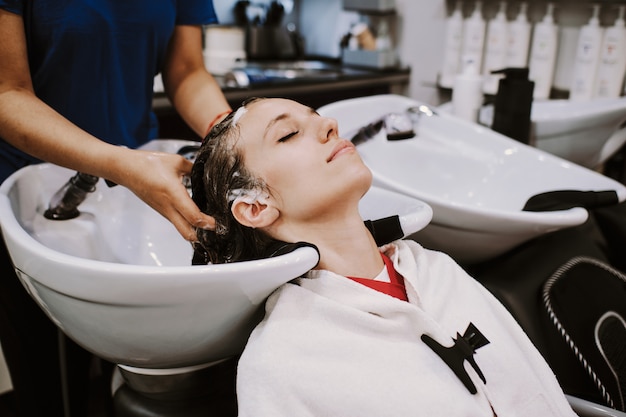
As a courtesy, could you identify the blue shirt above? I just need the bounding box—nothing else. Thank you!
[0,0,218,182]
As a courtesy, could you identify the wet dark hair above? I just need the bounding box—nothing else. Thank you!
[190,98,279,265]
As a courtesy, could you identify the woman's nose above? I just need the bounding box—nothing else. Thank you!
[319,117,339,143]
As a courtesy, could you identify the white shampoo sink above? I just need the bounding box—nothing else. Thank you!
[318,95,626,264]
[0,139,432,371]
[531,98,626,169]
[472,97,626,169]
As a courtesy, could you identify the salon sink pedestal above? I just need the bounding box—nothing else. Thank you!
[112,359,238,417]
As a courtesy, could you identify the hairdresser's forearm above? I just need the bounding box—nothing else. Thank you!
[162,25,230,138]
[168,69,230,137]
[0,88,129,180]
[0,87,214,239]
[0,9,119,174]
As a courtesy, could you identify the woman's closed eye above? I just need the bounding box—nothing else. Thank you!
[278,131,299,143]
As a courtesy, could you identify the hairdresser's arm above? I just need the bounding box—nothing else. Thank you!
[162,25,231,137]
[0,10,215,241]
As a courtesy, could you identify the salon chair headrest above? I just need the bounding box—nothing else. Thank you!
[266,215,405,266]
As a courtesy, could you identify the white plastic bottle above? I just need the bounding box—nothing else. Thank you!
[570,4,604,101]
[460,1,486,75]
[506,2,531,68]
[483,2,509,94]
[375,20,392,51]
[439,1,465,88]
[594,5,626,98]
[528,3,559,100]
[452,56,484,122]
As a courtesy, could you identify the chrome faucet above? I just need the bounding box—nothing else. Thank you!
[44,172,99,220]
[407,104,438,119]
[349,104,439,145]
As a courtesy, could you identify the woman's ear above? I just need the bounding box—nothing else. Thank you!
[231,198,279,229]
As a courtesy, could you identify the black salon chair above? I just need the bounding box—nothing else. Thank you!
[469,217,626,416]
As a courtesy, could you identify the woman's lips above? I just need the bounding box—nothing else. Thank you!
[327,140,356,162]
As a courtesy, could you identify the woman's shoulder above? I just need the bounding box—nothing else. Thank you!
[391,239,481,295]
[390,239,462,271]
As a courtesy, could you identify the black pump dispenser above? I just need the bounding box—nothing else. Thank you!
[490,67,535,144]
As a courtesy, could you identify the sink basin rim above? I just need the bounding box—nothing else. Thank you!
[0,163,321,304]
[370,173,592,233]
[0,160,432,305]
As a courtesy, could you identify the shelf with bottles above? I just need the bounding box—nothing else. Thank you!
[438,1,538,94]
[438,0,626,102]
[340,0,399,69]
[343,0,396,15]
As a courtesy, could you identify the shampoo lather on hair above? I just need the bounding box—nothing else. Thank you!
[528,3,558,100]
[452,57,484,122]
[460,1,486,75]
[483,2,509,95]
[570,4,604,101]
[594,5,626,98]
[506,2,531,68]
[439,1,465,89]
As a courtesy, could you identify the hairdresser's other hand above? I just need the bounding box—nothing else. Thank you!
[109,148,215,241]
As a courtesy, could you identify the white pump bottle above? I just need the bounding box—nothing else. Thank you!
[570,4,604,101]
[439,1,465,89]
[452,56,484,122]
[529,3,558,100]
[506,2,531,68]
[594,6,626,98]
[483,2,509,95]
[460,1,486,75]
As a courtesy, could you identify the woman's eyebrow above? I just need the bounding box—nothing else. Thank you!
[263,113,290,140]
[262,107,316,140]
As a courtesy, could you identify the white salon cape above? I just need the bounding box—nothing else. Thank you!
[237,240,577,416]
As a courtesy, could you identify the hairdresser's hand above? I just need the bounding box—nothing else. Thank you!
[110,148,215,242]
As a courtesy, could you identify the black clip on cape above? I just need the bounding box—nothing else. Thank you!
[421,323,490,394]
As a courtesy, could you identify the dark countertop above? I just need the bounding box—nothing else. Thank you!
[154,61,410,110]
[153,60,411,139]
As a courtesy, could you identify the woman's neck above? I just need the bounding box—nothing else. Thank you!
[317,231,384,279]
[278,213,385,279]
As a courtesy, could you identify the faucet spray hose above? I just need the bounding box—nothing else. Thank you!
[44,172,99,220]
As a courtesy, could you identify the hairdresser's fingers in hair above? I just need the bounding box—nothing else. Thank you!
[171,188,217,242]
[149,157,217,242]
[163,187,217,242]
[168,205,215,243]
[111,150,215,242]
[171,157,217,235]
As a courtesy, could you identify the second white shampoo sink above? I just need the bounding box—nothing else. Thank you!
[530,98,626,169]
[318,94,626,264]
[471,97,626,169]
